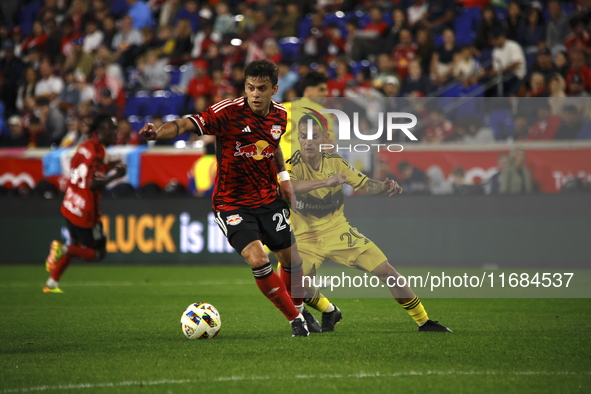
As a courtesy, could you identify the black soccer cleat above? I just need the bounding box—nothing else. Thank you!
[301,308,322,333]
[321,305,342,332]
[418,320,452,332]
[291,316,310,337]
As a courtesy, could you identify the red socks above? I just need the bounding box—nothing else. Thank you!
[50,254,72,281]
[66,245,97,261]
[252,263,299,321]
[278,264,304,306]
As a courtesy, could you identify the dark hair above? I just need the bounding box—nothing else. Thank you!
[244,59,279,86]
[90,114,116,134]
[300,71,328,91]
[398,161,411,172]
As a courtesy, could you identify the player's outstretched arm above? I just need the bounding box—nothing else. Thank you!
[139,118,196,140]
[273,146,297,209]
[363,178,403,197]
[291,173,346,195]
[90,163,127,189]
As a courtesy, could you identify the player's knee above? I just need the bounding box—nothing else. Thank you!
[372,261,398,281]
[247,254,270,268]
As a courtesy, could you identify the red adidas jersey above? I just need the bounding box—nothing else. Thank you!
[60,137,110,228]
[188,97,287,211]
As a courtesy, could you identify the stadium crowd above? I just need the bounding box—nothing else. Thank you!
[0,0,590,149]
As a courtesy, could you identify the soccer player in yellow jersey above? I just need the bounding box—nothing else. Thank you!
[286,115,452,332]
[280,71,333,160]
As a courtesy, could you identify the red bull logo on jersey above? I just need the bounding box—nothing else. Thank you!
[270,125,282,140]
[234,141,277,160]
[226,214,243,226]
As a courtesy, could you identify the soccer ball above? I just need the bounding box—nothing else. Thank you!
[180,302,221,339]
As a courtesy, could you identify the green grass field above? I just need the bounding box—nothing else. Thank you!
[1,265,590,393]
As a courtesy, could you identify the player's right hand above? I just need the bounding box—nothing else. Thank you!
[139,123,157,140]
[114,163,127,178]
[326,173,346,187]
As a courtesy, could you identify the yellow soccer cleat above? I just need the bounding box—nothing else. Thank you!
[45,240,63,273]
[43,285,64,294]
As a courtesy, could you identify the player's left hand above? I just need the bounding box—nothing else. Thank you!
[384,178,403,197]
[279,180,297,211]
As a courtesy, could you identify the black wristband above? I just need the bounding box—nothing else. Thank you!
[172,120,180,138]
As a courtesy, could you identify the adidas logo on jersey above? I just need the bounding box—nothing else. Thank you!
[242,126,252,133]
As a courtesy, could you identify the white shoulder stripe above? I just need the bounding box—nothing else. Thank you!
[212,101,235,113]
[211,99,233,112]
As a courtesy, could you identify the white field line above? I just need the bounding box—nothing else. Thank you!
[0,280,253,288]
[3,371,591,393]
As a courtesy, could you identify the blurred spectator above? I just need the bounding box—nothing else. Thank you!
[273,62,298,102]
[210,69,236,102]
[487,153,510,195]
[16,67,38,112]
[459,117,495,144]
[374,53,397,83]
[58,69,81,115]
[530,47,559,82]
[453,45,484,86]
[92,62,124,109]
[229,64,245,94]
[135,27,161,58]
[391,29,417,81]
[1,115,28,147]
[137,49,169,90]
[415,28,434,76]
[95,46,125,87]
[567,74,590,98]
[59,19,81,58]
[174,0,200,33]
[421,0,455,35]
[556,105,587,140]
[397,161,431,195]
[328,58,354,97]
[35,58,64,103]
[490,27,527,95]
[251,10,275,50]
[517,8,545,57]
[84,0,110,26]
[0,40,24,116]
[474,5,501,51]
[345,68,383,99]
[59,117,81,148]
[213,2,235,37]
[73,72,95,104]
[35,96,66,146]
[565,50,591,94]
[527,101,561,140]
[564,17,591,56]
[424,107,454,143]
[500,148,533,194]
[101,15,118,49]
[407,1,427,31]
[22,21,47,56]
[159,0,181,27]
[234,4,255,36]
[112,15,143,65]
[63,37,94,79]
[191,22,217,59]
[95,87,121,119]
[44,18,62,64]
[10,26,24,59]
[166,18,193,66]
[273,2,299,39]
[554,50,570,76]
[301,13,330,63]
[381,76,401,98]
[523,72,547,97]
[402,59,431,97]
[187,60,212,100]
[384,8,409,54]
[548,74,567,114]
[69,0,87,33]
[263,38,282,64]
[546,0,572,50]
[83,20,104,54]
[116,118,140,145]
[451,167,484,196]
[127,0,154,30]
[505,1,523,42]
[430,28,459,85]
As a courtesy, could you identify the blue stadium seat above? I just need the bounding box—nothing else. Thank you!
[124,91,151,118]
[454,7,481,46]
[17,0,42,36]
[166,65,182,86]
[485,109,514,140]
[324,12,348,38]
[278,37,301,63]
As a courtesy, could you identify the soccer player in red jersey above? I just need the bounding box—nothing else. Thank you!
[139,59,315,337]
[44,115,127,293]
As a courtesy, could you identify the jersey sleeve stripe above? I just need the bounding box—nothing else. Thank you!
[212,101,235,113]
[211,99,232,112]
[353,176,369,189]
[188,116,204,135]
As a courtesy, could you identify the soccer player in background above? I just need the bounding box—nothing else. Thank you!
[139,59,315,337]
[286,115,452,332]
[44,115,127,293]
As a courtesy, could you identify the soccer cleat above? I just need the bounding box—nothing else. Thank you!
[418,320,452,332]
[291,316,310,337]
[321,305,342,332]
[42,286,64,294]
[301,308,322,333]
[45,240,63,273]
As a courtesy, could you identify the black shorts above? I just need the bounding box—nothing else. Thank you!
[213,199,295,254]
[65,219,107,249]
